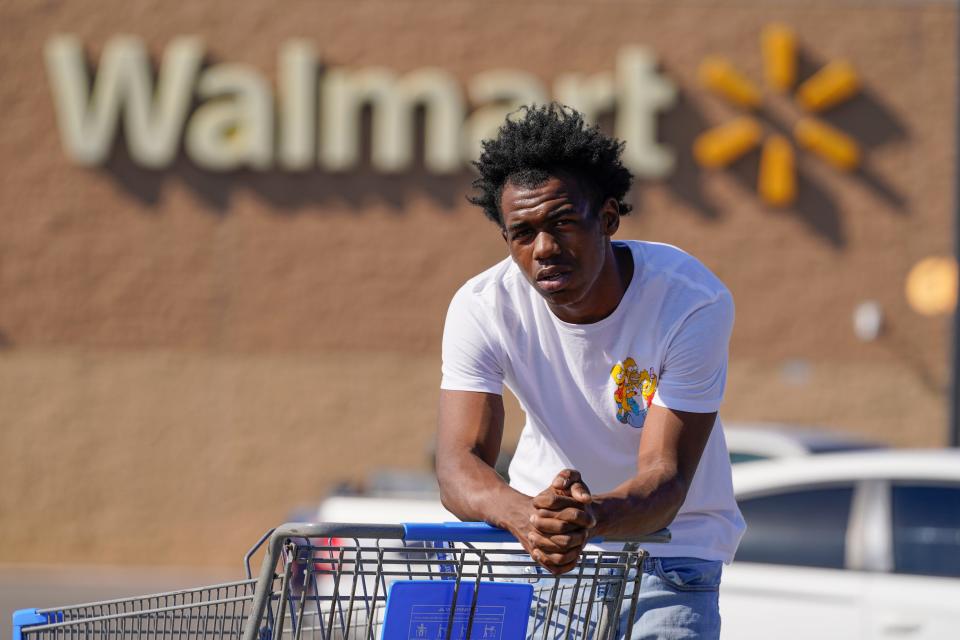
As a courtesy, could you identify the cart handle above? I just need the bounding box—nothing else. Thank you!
[241,521,669,640]
[402,521,671,544]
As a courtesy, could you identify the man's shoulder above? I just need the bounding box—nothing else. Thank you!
[629,240,730,302]
[452,255,527,307]
[444,257,529,350]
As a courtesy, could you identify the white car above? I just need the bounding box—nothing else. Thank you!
[304,450,960,639]
[721,449,960,640]
[316,493,453,524]
[724,423,885,464]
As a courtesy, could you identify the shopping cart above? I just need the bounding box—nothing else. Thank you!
[13,522,669,640]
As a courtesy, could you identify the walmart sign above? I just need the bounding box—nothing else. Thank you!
[44,36,677,177]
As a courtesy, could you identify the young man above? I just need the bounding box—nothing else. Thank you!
[435,104,744,638]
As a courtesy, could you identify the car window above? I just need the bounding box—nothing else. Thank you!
[891,483,960,578]
[735,485,854,568]
[729,452,770,464]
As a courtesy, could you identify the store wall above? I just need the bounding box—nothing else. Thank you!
[0,0,956,565]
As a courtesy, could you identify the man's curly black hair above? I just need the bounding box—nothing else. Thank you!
[468,103,634,227]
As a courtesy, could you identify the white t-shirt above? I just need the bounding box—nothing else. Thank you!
[440,240,745,563]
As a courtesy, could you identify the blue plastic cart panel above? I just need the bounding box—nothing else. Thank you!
[381,580,533,640]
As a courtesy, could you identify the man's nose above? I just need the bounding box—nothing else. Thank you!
[533,231,561,261]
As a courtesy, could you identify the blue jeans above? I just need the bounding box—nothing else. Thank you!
[520,556,722,639]
[627,556,722,639]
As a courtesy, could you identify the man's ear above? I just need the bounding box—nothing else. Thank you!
[500,225,508,243]
[599,198,620,236]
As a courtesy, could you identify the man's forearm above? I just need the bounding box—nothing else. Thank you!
[437,449,531,533]
[591,406,716,539]
[591,462,686,539]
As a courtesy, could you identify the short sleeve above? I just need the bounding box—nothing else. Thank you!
[440,285,505,394]
[652,290,734,414]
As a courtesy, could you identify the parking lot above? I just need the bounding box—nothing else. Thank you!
[1,565,235,640]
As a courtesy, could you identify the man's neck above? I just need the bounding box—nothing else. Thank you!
[613,241,635,294]
[549,242,634,324]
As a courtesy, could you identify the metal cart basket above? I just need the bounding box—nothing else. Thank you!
[13,522,669,640]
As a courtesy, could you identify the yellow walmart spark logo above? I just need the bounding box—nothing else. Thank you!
[693,24,861,207]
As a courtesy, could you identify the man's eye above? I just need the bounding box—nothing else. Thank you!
[511,229,533,240]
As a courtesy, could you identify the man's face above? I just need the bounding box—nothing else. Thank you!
[500,173,620,322]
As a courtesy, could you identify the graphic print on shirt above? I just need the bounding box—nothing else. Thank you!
[610,358,658,428]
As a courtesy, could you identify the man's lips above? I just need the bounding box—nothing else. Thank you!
[535,267,573,292]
